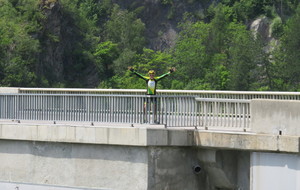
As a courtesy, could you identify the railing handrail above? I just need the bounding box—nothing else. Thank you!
[195,98,251,103]
[13,87,300,96]
[0,93,197,98]
[0,87,299,95]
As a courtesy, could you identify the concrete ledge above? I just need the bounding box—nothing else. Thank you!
[0,122,194,147]
[0,122,299,153]
[0,123,146,146]
[194,131,300,153]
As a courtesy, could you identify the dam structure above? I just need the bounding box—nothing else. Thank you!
[0,87,299,190]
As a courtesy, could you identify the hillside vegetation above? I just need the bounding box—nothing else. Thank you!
[1,0,300,91]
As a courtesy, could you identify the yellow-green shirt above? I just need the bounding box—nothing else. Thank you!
[131,71,171,95]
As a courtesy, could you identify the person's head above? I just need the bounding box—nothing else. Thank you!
[148,70,155,79]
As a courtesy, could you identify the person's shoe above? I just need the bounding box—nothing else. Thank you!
[154,120,160,124]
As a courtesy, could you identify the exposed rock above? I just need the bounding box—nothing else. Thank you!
[153,25,177,50]
[250,17,271,43]
[250,16,279,53]
[38,0,64,84]
[38,0,99,87]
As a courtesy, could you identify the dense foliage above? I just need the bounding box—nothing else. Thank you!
[1,0,300,91]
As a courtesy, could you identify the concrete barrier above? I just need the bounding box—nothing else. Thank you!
[0,87,19,94]
[251,99,300,136]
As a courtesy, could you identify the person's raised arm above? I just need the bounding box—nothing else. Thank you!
[128,66,147,80]
[156,67,176,81]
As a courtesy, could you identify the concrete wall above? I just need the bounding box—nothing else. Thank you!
[147,146,202,190]
[0,181,103,190]
[251,99,300,136]
[0,140,148,190]
[251,152,300,190]
[0,139,253,190]
[0,139,204,190]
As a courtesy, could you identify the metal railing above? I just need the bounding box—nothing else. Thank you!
[0,92,251,130]
[196,98,251,131]
[2,87,300,130]
[0,93,198,127]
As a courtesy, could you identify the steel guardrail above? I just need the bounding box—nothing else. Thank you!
[0,93,198,127]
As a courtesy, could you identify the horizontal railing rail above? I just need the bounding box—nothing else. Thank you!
[195,98,251,131]
[12,87,300,100]
[0,93,198,127]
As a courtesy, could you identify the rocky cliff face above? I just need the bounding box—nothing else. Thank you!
[38,0,64,84]
[38,0,99,87]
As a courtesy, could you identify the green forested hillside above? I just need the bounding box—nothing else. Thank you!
[1,0,300,91]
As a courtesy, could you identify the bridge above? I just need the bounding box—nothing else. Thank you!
[0,87,299,190]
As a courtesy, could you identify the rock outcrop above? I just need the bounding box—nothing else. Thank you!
[38,0,99,87]
[250,16,279,53]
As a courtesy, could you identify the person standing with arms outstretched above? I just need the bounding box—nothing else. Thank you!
[128,66,176,123]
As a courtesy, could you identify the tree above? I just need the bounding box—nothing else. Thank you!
[272,5,300,90]
[172,19,210,89]
[104,4,146,74]
[172,4,268,90]
[0,0,40,87]
[94,41,118,80]
[225,22,266,90]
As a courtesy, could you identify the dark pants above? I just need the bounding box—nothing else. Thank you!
[143,96,158,123]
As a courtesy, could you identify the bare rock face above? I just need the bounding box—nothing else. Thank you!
[250,17,270,42]
[152,25,177,50]
[250,16,278,53]
[38,0,99,87]
[38,0,64,84]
